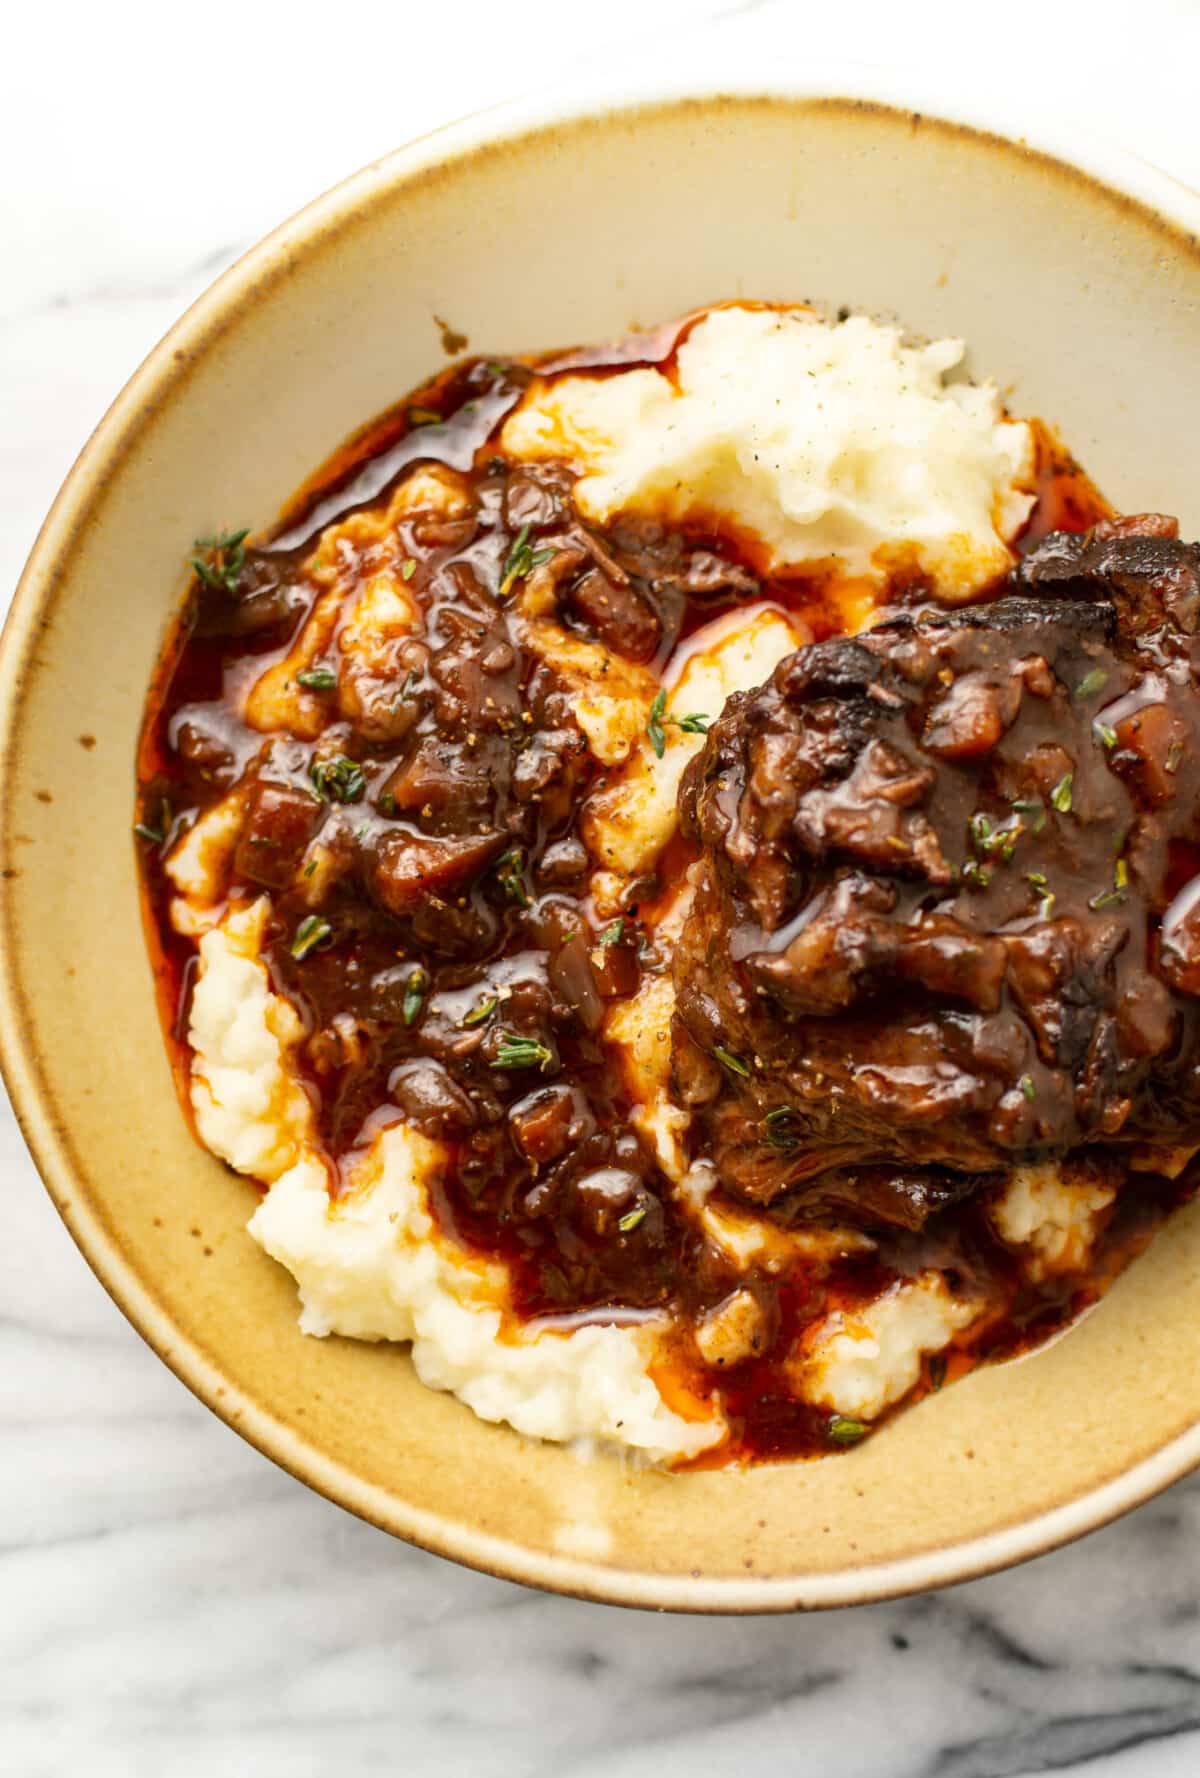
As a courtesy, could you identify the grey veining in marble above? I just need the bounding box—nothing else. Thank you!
[6,2,1200,1773]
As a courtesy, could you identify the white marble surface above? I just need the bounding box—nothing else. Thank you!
[6,2,1200,1773]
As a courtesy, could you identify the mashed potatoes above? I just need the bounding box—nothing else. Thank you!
[503,305,1034,597]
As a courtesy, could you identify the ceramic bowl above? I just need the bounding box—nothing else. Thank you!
[5,70,1200,1612]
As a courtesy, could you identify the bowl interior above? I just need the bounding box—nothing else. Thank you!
[5,90,1200,1610]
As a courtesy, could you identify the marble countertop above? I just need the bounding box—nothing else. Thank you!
[5,3,1200,1773]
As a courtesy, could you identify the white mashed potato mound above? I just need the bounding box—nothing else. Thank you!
[189,905,720,1463]
[165,788,248,916]
[990,1163,1116,1281]
[189,902,313,1184]
[502,305,1034,597]
[799,1272,978,1422]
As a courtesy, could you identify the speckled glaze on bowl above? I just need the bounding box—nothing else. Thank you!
[5,70,1200,1612]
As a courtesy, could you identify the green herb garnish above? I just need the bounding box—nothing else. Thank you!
[291,915,332,961]
[401,558,417,581]
[647,690,669,759]
[402,968,427,1027]
[303,858,318,878]
[598,918,625,946]
[134,822,164,845]
[190,527,250,594]
[1073,667,1108,701]
[496,849,532,908]
[1050,772,1074,813]
[961,858,991,889]
[492,1034,554,1071]
[297,667,337,691]
[646,688,712,760]
[1094,722,1118,750]
[1012,798,1047,835]
[969,811,995,851]
[764,1106,800,1150]
[827,1416,868,1447]
[1089,857,1130,911]
[408,406,442,426]
[461,995,498,1027]
[1020,1074,1036,1102]
[498,524,556,599]
[714,1045,750,1077]
[310,754,367,804]
[618,1206,647,1233]
[1025,869,1054,919]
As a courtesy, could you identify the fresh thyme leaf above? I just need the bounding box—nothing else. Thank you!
[401,558,417,581]
[492,1034,554,1071]
[378,791,397,818]
[1050,772,1074,813]
[647,688,668,759]
[763,1106,800,1150]
[1012,797,1047,834]
[134,822,164,844]
[302,858,318,878]
[496,849,532,908]
[599,918,625,946]
[961,858,990,889]
[647,689,711,757]
[498,524,556,598]
[408,406,442,426]
[1026,870,1048,889]
[1094,722,1118,750]
[618,1206,647,1233]
[297,666,337,691]
[190,527,250,594]
[1090,857,1129,911]
[714,1045,750,1077]
[1020,1074,1036,1102]
[827,1415,868,1447]
[461,995,498,1027]
[1073,667,1108,701]
[969,811,995,850]
[672,712,711,737]
[402,967,427,1027]
[971,809,1024,860]
[291,914,332,961]
[310,754,366,804]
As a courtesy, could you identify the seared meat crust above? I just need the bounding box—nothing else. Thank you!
[673,522,1200,1223]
